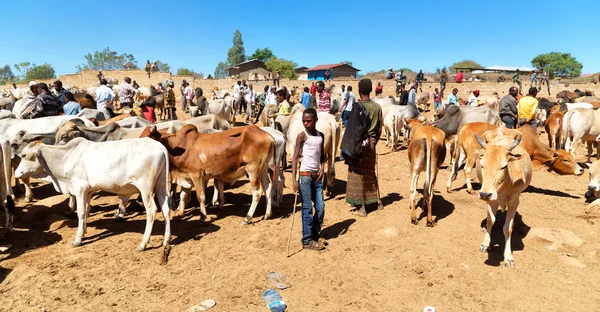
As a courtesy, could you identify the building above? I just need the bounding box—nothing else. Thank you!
[305,63,360,81]
[470,65,537,74]
[228,60,271,80]
[295,66,309,80]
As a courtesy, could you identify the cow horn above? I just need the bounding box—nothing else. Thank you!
[475,134,487,148]
[507,134,522,151]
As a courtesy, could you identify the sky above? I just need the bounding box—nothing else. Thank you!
[1,0,599,77]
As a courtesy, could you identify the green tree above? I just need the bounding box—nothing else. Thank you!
[227,29,246,66]
[0,65,15,83]
[153,61,171,73]
[265,57,297,79]
[531,52,583,77]
[449,60,483,73]
[78,47,138,71]
[25,63,56,81]
[248,48,274,62]
[214,62,229,78]
[14,62,31,79]
[176,68,195,76]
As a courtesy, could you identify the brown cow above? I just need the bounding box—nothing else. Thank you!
[407,124,446,226]
[142,124,276,224]
[545,111,564,149]
[447,122,583,193]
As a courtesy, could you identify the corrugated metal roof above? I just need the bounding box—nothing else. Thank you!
[306,63,360,71]
[485,65,536,72]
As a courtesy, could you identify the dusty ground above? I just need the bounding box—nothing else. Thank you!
[1,111,600,312]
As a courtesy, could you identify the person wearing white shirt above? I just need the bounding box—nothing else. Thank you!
[267,86,278,105]
[244,84,256,121]
[95,78,115,115]
[467,90,480,107]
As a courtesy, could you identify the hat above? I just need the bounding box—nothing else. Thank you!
[388,67,393,70]
[28,81,37,87]
[473,90,480,96]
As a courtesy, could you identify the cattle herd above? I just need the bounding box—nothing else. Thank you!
[0,81,599,269]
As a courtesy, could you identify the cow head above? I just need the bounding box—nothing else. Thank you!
[11,130,46,159]
[476,134,524,201]
[403,117,426,144]
[14,141,44,179]
[544,149,583,176]
[55,122,81,145]
[586,161,600,200]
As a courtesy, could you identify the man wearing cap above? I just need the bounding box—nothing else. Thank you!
[467,90,480,107]
[518,87,539,132]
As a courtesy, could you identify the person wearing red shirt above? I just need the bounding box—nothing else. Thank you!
[455,70,464,83]
[310,82,316,95]
[375,82,383,96]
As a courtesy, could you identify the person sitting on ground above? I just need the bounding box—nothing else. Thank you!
[518,87,539,132]
[499,86,519,129]
[386,67,394,79]
[62,92,81,115]
[292,108,327,251]
[375,82,383,96]
[467,90,480,107]
[455,70,464,83]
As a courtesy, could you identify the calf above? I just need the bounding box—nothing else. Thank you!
[407,125,446,226]
[143,124,276,224]
[545,111,564,149]
[14,138,172,250]
[476,128,533,268]
[383,111,403,151]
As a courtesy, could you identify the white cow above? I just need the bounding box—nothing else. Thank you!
[562,107,600,162]
[206,96,234,124]
[14,138,172,250]
[0,136,15,237]
[1,116,96,201]
[383,111,404,151]
[260,127,286,207]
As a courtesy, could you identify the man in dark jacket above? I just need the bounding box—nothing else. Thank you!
[30,83,60,118]
[499,87,519,129]
[398,84,409,105]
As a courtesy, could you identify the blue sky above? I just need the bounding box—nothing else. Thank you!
[1,0,598,76]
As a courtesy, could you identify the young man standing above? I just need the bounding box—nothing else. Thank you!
[245,84,256,121]
[118,77,136,109]
[447,88,459,105]
[340,86,355,127]
[96,78,115,114]
[416,69,424,92]
[184,81,194,113]
[513,70,523,93]
[433,88,442,113]
[292,108,326,251]
[301,87,311,108]
[254,85,269,124]
[346,78,383,217]
[408,84,417,107]
[316,81,331,113]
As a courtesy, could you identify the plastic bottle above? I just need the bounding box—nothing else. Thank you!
[262,288,287,312]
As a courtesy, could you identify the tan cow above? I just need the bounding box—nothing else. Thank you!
[407,125,446,226]
[143,124,276,224]
[585,160,600,213]
[476,127,533,267]
[447,123,583,193]
[544,110,564,149]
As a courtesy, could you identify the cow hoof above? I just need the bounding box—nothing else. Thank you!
[503,260,516,268]
[326,191,332,197]
[411,219,418,225]
[71,241,82,248]
[240,219,251,226]
[136,246,146,252]
[200,216,213,224]
[446,188,453,193]
[114,216,126,222]
[263,213,272,220]
[479,245,488,253]
[426,221,435,227]
[24,195,33,202]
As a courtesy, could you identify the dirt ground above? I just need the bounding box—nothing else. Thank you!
[1,110,600,312]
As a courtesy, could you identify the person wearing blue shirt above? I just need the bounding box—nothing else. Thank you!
[386,67,394,79]
[447,88,459,105]
[52,80,68,105]
[62,92,81,115]
[301,87,310,108]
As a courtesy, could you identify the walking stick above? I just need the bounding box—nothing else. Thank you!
[286,188,299,258]
[376,152,384,210]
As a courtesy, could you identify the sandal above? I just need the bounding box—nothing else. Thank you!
[303,240,324,251]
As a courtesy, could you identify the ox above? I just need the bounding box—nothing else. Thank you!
[383,111,404,151]
[475,128,533,268]
[447,123,582,193]
[14,138,172,250]
[206,96,234,123]
[143,124,276,224]
[407,122,446,226]
[545,111,564,149]
[562,107,600,162]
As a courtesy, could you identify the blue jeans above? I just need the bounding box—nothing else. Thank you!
[342,110,351,127]
[501,115,516,129]
[299,175,325,245]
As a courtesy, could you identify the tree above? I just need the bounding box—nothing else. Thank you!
[0,65,15,83]
[25,63,56,81]
[14,62,31,79]
[227,29,246,66]
[531,52,583,77]
[153,61,171,73]
[248,48,274,62]
[265,57,298,79]
[342,60,353,66]
[449,60,483,73]
[77,47,138,71]
[214,62,229,79]
[176,68,195,76]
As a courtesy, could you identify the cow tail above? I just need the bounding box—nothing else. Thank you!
[424,137,432,200]
[270,136,278,196]
[330,121,337,187]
